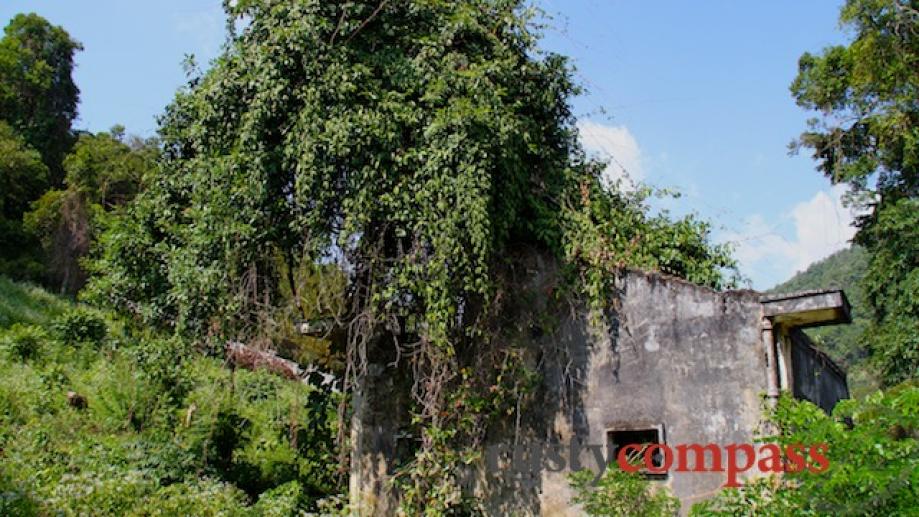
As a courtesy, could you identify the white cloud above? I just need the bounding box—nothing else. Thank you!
[577,120,643,188]
[722,184,857,289]
[173,8,226,64]
[787,185,859,271]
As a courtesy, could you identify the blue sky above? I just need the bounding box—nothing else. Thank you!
[0,1,856,289]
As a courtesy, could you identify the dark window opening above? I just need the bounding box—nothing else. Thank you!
[389,429,421,475]
[607,426,667,478]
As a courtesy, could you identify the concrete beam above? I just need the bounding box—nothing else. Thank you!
[759,289,851,329]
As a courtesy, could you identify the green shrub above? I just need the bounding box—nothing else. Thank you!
[181,364,341,509]
[0,324,47,360]
[126,335,191,402]
[0,361,55,429]
[134,479,249,516]
[692,384,919,516]
[250,481,303,516]
[80,357,152,432]
[37,362,69,389]
[51,309,106,345]
[0,469,37,517]
[570,466,680,516]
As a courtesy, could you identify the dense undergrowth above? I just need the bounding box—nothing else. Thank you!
[0,276,342,515]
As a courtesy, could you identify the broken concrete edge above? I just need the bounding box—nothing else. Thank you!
[298,267,762,340]
[758,288,847,303]
[625,271,853,340]
[759,289,852,326]
[758,288,851,380]
[618,267,761,302]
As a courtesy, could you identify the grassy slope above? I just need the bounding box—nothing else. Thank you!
[0,275,71,327]
[768,246,878,396]
[0,276,340,515]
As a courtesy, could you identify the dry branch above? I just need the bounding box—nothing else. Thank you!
[225,341,339,391]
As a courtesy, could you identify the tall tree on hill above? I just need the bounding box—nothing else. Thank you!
[791,0,919,386]
[0,13,82,184]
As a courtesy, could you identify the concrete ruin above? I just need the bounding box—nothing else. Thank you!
[348,258,851,514]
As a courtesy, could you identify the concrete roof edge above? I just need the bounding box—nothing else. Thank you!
[758,288,847,303]
[619,267,761,301]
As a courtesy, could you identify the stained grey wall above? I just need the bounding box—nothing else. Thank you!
[509,271,767,515]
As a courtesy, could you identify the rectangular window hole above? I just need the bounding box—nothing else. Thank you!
[607,426,667,479]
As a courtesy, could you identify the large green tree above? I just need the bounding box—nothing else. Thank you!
[0,121,47,279]
[91,0,735,338]
[25,127,157,294]
[791,0,918,386]
[88,1,735,510]
[0,13,82,183]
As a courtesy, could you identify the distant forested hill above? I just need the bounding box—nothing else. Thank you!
[769,246,877,395]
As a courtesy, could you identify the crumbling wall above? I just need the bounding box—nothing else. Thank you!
[511,270,766,514]
[350,262,792,515]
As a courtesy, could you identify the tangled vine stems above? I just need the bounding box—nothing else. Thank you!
[85,0,737,513]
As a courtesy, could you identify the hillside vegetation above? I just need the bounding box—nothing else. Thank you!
[0,276,71,328]
[0,277,342,515]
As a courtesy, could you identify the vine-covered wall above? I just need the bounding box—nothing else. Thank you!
[351,259,819,514]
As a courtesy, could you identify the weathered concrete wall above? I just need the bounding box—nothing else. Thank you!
[349,259,847,515]
[495,269,767,515]
[788,328,849,414]
[349,362,414,516]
